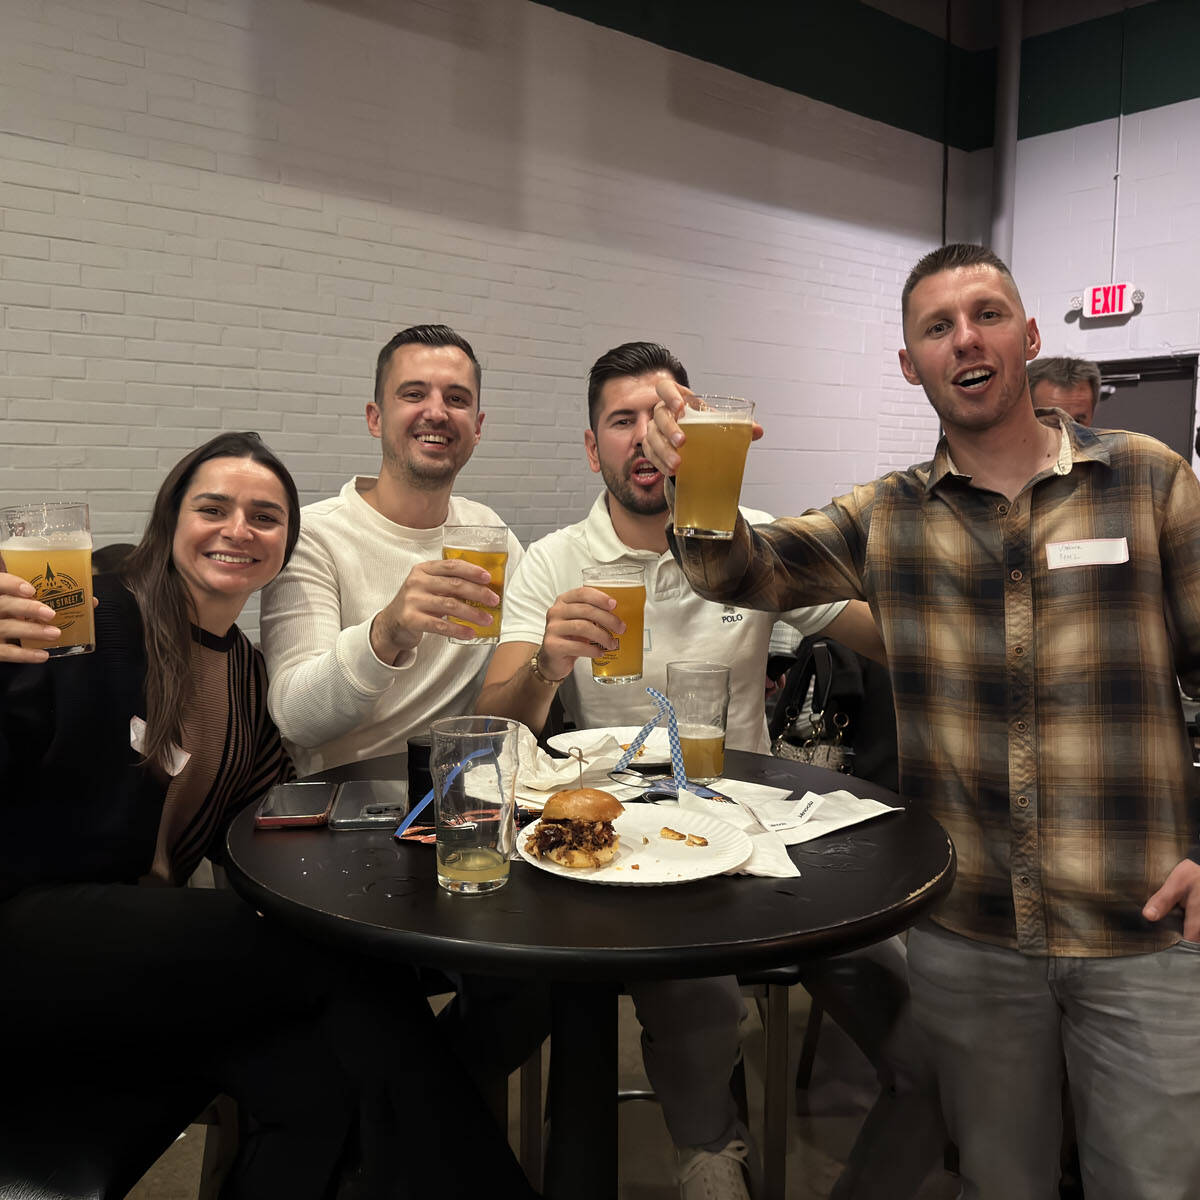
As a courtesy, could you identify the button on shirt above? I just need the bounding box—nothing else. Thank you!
[670,415,1200,956]
[500,494,846,753]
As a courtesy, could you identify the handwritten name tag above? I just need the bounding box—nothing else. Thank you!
[752,791,825,834]
[1046,537,1129,570]
[130,715,191,777]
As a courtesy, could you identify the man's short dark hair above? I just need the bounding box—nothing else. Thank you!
[901,243,1017,323]
[586,342,689,430]
[1027,356,1101,409]
[374,324,482,405]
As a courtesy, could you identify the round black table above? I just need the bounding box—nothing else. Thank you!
[225,751,954,1198]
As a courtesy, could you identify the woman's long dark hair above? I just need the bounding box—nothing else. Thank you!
[120,432,301,772]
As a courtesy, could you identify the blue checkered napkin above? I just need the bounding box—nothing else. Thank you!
[612,689,687,793]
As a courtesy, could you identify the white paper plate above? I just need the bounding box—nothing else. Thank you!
[517,806,752,886]
[546,726,672,764]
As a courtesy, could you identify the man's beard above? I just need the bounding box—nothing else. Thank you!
[600,458,667,517]
[383,442,459,492]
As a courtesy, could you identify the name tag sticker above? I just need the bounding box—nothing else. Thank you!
[752,791,825,834]
[130,715,191,777]
[1045,537,1129,570]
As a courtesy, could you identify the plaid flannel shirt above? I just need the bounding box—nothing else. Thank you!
[671,414,1200,956]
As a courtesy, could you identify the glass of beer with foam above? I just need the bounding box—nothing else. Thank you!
[667,661,731,784]
[673,395,755,539]
[0,501,94,657]
[442,524,509,644]
[582,563,646,685]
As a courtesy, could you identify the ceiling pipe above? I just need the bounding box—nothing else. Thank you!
[989,0,1022,262]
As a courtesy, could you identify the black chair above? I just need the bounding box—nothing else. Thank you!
[0,1082,230,1200]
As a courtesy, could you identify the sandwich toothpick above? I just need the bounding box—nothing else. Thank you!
[567,746,585,789]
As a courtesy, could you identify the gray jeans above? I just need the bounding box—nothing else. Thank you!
[908,922,1200,1200]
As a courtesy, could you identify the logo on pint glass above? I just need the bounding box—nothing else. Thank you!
[30,562,86,629]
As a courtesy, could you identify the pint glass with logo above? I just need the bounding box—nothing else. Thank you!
[674,395,756,540]
[0,501,95,656]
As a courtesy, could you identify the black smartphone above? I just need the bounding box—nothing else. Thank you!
[254,782,337,829]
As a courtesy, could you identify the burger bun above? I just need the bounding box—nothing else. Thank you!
[542,787,624,823]
[545,842,618,869]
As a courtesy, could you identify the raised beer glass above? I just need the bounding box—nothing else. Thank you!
[673,395,755,539]
[582,563,646,684]
[442,524,508,644]
[0,501,95,657]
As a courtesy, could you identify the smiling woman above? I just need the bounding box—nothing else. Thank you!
[0,434,364,1196]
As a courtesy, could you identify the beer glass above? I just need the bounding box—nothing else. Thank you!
[430,716,518,895]
[442,524,508,644]
[674,395,756,539]
[582,563,646,684]
[0,501,94,657]
[667,661,731,784]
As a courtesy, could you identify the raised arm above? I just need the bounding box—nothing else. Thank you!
[260,525,504,749]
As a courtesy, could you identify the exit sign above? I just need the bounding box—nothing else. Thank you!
[1086,282,1136,317]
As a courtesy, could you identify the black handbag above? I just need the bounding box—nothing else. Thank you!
[770,640,854,771]
[769,636,899,790]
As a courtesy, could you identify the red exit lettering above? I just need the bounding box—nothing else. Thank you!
[1087,283,1131,317]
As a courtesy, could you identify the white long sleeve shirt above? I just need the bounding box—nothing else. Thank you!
[260,477,523,776]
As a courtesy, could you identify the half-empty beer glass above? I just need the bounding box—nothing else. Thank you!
[667,661,731,784]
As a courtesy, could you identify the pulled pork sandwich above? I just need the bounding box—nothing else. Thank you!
[525,787,624,868]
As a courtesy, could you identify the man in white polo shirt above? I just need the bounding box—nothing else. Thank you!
[477,344,943,1200]
[477,342,880,751]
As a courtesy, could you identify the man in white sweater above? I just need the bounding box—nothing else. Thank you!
[261,324,522,776]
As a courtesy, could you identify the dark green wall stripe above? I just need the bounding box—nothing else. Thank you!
[532,0,1200,149]
[1020,1,1200,138]
[530,0,995,151]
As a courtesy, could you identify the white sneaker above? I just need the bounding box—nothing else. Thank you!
[676,1138,752,1200]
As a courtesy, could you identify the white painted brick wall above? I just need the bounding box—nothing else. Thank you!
[0,0,967,635]
[1012,98,1200,461]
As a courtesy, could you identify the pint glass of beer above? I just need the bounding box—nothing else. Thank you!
[0,501,95,657]
[582,563,646,685]
[667,661,731,784]
[674,395,755,539]
[442,524,509,644]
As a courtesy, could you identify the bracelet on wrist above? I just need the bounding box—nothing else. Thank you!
[529,649,568,688]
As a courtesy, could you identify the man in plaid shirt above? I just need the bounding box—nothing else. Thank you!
[644,243,1200,1200]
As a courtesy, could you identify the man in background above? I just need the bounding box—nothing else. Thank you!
[1028,355,1101,426]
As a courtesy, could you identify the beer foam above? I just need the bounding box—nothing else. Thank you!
[678,723,724,739]
[1,535,51,550]
[48,531,93,549]
[679,408,752,424]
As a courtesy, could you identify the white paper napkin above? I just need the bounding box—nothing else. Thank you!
[513,724,635,807]
[743,788,900,846]
[675,788,800,878]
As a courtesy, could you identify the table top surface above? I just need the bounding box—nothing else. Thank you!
[225,750,955,981]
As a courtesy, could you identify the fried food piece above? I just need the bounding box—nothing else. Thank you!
[660,827,686,841]
[685,833,709,847]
